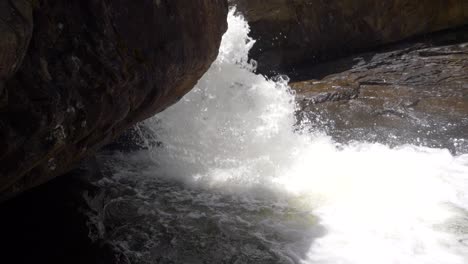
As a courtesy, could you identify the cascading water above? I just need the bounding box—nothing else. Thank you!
[97,10,468,264]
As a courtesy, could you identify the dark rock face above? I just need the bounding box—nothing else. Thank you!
[0,0,228,200]
[293,27,468,154]
[0,0,32,81]
[231,0,468,75]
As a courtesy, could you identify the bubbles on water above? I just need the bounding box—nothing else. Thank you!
[121,8,468,264]
[143,9,301,190]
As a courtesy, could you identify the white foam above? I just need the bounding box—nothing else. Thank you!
[143,9,468,264]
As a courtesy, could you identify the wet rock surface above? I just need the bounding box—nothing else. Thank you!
[0,0,228,200]
[102,124,159,153]
[292,27,468,154]
[231,0,468,75]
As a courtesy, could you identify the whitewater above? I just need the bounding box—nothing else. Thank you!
[97,10,468,264]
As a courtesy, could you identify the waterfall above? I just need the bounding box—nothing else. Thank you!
[103,9,468,264]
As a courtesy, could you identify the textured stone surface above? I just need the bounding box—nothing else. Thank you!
[231,0,468,74]
[0,0,32,81]
[0,0,228,200]
[293,27,468,154]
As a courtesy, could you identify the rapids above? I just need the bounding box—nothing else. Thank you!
[96,10,468,264]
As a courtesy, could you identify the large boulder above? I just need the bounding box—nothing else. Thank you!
[231,0,468,74]
[0,0,228,200]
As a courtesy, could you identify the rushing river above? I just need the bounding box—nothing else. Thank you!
[95,10,468,264]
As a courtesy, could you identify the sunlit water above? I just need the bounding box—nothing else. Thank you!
[96,10,468,264]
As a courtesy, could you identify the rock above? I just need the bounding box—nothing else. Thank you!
[0,0,229,200]
[102,123,160,153]
[231,0,468,75]
[292,27,468,154]
[0,0,33,81]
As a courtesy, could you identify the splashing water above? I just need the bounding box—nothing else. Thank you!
[111,10,468,264]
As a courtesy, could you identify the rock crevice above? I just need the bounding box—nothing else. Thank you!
[231,0,468,74]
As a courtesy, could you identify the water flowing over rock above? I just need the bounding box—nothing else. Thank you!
[3,10,466,264]
[81,13,468,264]
[293,27,468,154]
[230,0,468,74]
[0,0,228,200]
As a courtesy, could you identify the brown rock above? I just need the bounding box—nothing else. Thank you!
[0,0,228,200]
[231,0,468,74]
[292,27,468,153]
[0,0,33,81]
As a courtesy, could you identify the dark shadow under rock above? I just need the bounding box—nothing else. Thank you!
[231,0,468,76]
[0,157,127,264]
